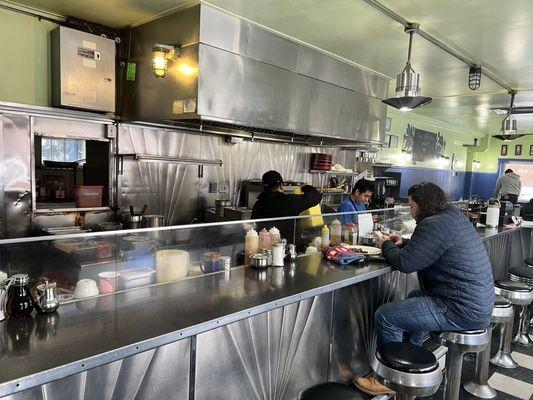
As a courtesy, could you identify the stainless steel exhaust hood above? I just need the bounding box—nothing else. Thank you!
[122,4,389,144]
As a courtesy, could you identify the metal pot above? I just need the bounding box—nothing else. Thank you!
[142,215,165,228]
[122,214,142,229]
[215,199,230,217]
[250,253,268,269]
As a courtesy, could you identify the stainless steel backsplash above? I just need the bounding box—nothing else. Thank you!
[118,125,356,225]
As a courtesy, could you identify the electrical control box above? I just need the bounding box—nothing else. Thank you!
[51,26,116,113]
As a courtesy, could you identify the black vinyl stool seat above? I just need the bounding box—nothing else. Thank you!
[509,267,533,286]
[371,343,442,399]
[495,279,531,292]
[502,271,533,347]
[494,294,511,307]
[299,383,366,400]
[525,257,533,267]
[377,342,438,373]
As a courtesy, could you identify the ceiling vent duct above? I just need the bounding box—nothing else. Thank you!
[382,23,432,112]
[122,4,389,145]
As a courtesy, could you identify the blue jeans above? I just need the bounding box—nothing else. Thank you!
[374,290,464,347]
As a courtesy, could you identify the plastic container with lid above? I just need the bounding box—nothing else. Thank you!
[258,228,270,250]
[330,219,342,246]
[269,227,281,247]
[74,186,104,208]
[244,229,259,266]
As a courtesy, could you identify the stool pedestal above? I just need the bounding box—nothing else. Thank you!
[512,304,532,346]
[464,297,513,398]
[437,329,490,400]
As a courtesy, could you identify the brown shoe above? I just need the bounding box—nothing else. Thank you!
[353,374,395,396]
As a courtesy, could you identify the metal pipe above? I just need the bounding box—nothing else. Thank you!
[443,349,464,400]
[120,154,223,167]
[0,2,65,25]
[361,0,514,93]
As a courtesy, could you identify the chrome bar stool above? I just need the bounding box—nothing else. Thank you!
[299,382,366,400]
[492,279,532,367]
[525,257,533,268]
[463,295,513,399]
[436,329,490,400]
[508,267,533,346]
[371,342,442,400]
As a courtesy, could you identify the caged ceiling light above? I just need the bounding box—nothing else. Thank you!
[382,23,432,112]
[468,66,482,90]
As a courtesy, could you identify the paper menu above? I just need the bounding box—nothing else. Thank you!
[358,213,373,237]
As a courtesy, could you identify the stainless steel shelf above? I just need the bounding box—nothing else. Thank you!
[309,169,361,176]
[34,206,111,214]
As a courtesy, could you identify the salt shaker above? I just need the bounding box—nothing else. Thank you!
[287,244,297,260]
[272,242,285,267]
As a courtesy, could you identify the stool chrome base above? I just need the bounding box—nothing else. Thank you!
[463,381,497,399]
[512,332,532,346]
[490,351,518,369]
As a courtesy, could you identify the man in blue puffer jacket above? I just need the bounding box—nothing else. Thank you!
[354,182,494,396]
[375,182,494,345]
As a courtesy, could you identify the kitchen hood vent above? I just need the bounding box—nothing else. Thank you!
[122,4,389,145]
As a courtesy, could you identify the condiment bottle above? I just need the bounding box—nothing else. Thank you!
[244,229,259,266]
[258,228,270,250]
[330,219,342,246]
[269,227,281,247]
[6,274,34,317]
[272,242,285,267]
[321,225,330,249]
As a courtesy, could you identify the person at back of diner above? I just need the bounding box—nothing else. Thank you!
[494,168,521,204]
[251,170,322,240]
[337,179,374,225]
[354,182,494,396]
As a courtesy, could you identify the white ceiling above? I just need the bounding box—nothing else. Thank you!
[7,0,533,136]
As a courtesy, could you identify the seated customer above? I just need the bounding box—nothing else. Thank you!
[337,179,374,225]
[354,182,494,396]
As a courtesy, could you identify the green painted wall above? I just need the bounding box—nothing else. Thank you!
[378,108,482,172]
[0,8,57,106]
[473,135,533,173]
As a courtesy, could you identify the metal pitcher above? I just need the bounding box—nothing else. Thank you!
[33,281,59,314]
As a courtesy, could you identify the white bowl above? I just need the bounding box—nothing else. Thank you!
[74,279,99,299]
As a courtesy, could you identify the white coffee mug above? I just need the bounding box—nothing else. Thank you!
[74,279,99,299]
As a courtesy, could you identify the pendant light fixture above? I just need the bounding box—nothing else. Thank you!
[382,23,432,112]
[492,90,526,141]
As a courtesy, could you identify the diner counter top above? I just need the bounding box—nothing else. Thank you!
[0,254,391,397]
[0,221,530,397]
[476,222,532,241]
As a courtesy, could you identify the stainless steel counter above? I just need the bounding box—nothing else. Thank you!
[0,255,390,397]
[1,223,530,398]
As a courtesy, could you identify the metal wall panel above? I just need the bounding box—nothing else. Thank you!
[195,293,332,400]
[199,4,389,99]
[329,271,403,382]
[1,114,32,239]
[198,43,386,143]
[0,338,191,400]
[118,124,357,224]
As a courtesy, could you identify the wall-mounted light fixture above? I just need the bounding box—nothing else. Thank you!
[152,44,178,78]
[468,66,482,90]
[472,160,481,170]
[382,23,432,112]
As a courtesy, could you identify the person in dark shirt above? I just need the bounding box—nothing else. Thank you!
[251,170,322,240]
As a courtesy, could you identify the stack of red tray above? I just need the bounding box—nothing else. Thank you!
[311,153,333,170]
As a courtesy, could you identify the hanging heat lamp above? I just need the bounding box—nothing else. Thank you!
[382,23,432,112]
[492,90,527,141]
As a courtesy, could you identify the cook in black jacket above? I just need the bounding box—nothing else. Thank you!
[251,170,322,240]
